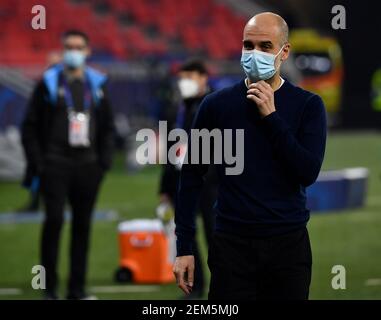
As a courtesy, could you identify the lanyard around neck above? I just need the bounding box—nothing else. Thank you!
[61,75,92,111]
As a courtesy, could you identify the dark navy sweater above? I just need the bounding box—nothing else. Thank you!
[175,79,327,256]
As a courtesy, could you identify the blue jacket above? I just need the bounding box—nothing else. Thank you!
[42,63,107,107]
[21,64,114,190]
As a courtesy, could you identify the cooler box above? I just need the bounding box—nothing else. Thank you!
[306,167,369,212]
[116,219,175,284]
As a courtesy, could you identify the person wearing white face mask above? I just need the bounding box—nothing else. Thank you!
[173,13,327,300]
[159,60,218,299]
[21,30,114,300]
[177,78,201,100]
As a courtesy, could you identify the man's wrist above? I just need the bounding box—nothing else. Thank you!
[260,109,276,119]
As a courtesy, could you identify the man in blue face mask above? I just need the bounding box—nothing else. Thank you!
[173,12,327,300]
[22,30,114,300]
[241,13,290,114]
[62,33,90,72]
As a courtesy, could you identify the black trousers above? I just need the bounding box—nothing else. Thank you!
[208,227,312,300]
[40,159,103,297]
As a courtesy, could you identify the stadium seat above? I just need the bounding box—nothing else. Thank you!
[0,0,248,65]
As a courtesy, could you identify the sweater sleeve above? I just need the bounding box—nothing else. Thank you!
[261,94,327,187]
[174,96,212,256]
[21,80,46,174]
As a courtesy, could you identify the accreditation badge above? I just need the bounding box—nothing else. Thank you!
[174,143,187,170]
[68,110,91,147]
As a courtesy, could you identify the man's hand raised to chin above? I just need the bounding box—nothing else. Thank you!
[247,80,276,118]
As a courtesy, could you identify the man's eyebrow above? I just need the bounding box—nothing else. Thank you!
[259,41,273,46]
[242,40,273,46]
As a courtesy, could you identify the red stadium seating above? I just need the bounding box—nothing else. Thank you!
[0,0,247,65]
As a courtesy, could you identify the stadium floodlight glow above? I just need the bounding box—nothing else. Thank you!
[135,121,245,176]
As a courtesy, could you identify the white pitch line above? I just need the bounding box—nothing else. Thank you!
[365,279,381,286]
[0,288,23,295]
[90,285,160,293]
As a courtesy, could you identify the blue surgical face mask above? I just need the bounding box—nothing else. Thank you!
[240,45,284,82]
[63,50,86,69]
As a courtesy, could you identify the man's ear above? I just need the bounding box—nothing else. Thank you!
[280,43,290,62]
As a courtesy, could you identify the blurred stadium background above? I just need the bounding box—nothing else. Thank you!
[0,0,380,299]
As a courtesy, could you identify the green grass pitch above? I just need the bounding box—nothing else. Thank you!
[0,132,380,299]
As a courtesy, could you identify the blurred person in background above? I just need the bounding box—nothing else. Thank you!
[19,51,63,213]
[21,30,114,300]
[173,13,327,300]
[159,60,218,299]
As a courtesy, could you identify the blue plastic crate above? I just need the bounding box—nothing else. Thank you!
[306,168,369,212]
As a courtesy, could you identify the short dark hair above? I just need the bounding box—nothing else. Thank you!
[179,59,208,75]
[62,29,90,45]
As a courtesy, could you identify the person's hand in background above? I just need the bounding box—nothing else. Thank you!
[156,194,174,222]
[159,193,171,204]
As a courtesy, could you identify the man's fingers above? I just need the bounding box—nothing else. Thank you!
[255,80,272,91]
[247,94,262,105]
[173,256,195,295]
[254,82,272,96]
[174,268,190,295]
[249,82,272,97]
[249,82,267,90]
[179,275,191,295]
[247,88,265,99]
[258,80,272,88]
[186,265,194,288]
